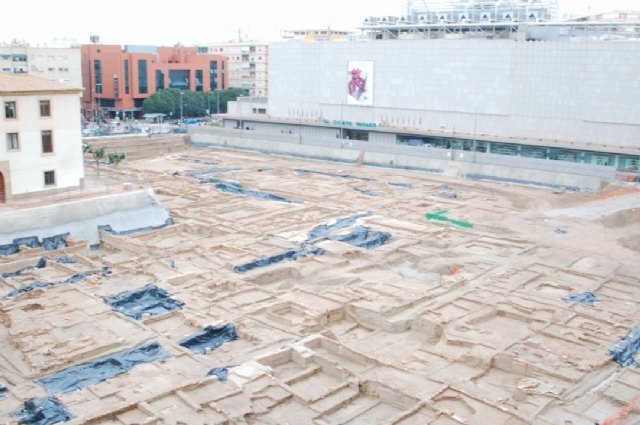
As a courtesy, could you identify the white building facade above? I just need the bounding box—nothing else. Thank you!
[0,73,84,202]
[0,45,82,87]
[198,42,268,97]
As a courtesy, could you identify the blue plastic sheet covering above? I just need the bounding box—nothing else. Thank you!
[329,226,392,250]
[104,284,183,320]
[610,325,640,367]
[0,234,69,256]
[207,366,236,382]
[234,246,325,273]
[179,158,217,165]
[4,266,111,299]
[562,292,601,307]
[178,324,238,354]
[98,218,174,236]
[294,168,374,182]
[164,259,177,269]
[307,212,371,240]
[0,384,7,400]
[388,182,413,189]
[1,257,76,278]
[10,396,72,425]
[186,168,242,178]
[193,176,302,204]
[234,212,390,273]
[37,342,171,394]
[354,187,381,197]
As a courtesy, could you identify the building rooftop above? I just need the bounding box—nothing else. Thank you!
[0,73,82,94]
[0,142,639,424]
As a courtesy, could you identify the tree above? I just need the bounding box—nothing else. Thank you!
[107,152,126,167]
[141,88,250,117]
[83,143,106,178]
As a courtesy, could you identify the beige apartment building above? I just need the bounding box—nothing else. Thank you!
[0,73,84,202]
[197,42,268,97]
[0,44,82,87]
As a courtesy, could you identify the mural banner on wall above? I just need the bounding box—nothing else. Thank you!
[347,61,373,106]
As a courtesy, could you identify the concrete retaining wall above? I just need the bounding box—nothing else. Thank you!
[83,134,189,161]
[0,188,171,246]
[189,127,604,190]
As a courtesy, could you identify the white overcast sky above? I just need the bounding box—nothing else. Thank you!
[2,0,638,46]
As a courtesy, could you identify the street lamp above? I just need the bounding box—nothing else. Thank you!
[180,91,184,123]
[216,90,220,114]
[95,83,102,122]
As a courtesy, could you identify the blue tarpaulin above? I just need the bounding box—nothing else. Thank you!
[11,396,72,425]
[562,292,601,307]
[0,234,69,256]
[37,342,171,394]
[98,218,173,236]
[307,213,371,240]
[1,257,76,278]
[4,266,111,299]
[234,212,390,273]
[103,284,184,320]
[185,171,302,204]
[388,182,413,189]
[198,177,302,204]
[610,325,640,367]
[329,226,391,250]
[178,324,238,354]
[186,168,242,178]
[0,384,7,400]
[234,246,325,273]
[207,366,236,382]
[5,281,53,299]
[294,168,374,182]
[354,187,381,197]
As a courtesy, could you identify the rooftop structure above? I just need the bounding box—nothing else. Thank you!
[361,0,640,40]
[282,29,356,42]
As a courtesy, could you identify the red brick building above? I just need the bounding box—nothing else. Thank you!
[81,44,228,119]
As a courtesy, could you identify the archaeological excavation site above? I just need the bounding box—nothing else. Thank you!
[1,135,640,425]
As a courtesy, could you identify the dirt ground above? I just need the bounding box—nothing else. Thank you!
[0,145,639,425]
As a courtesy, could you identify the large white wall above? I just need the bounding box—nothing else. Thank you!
[0,92,84,197]
[268,39,640,148]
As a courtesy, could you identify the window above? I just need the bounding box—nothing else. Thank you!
[40,100,51,117]
[94,60,102,93]
[195,70,203,92]
[138,59,148,94]
[155,70,165,91]
[41,130,53,153]
[210,60,218,89]
[124,59,130,94]
[6,133,19,150]
[4,101,16,118]
[44,171,56,186]
[168,70,189,90]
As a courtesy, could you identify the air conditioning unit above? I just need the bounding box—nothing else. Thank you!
[528,12,538,21]
[459,14,470,22]
[503,12,516,21]
[438,14,449,23]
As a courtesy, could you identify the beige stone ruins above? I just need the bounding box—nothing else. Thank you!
[0,136,639,424]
